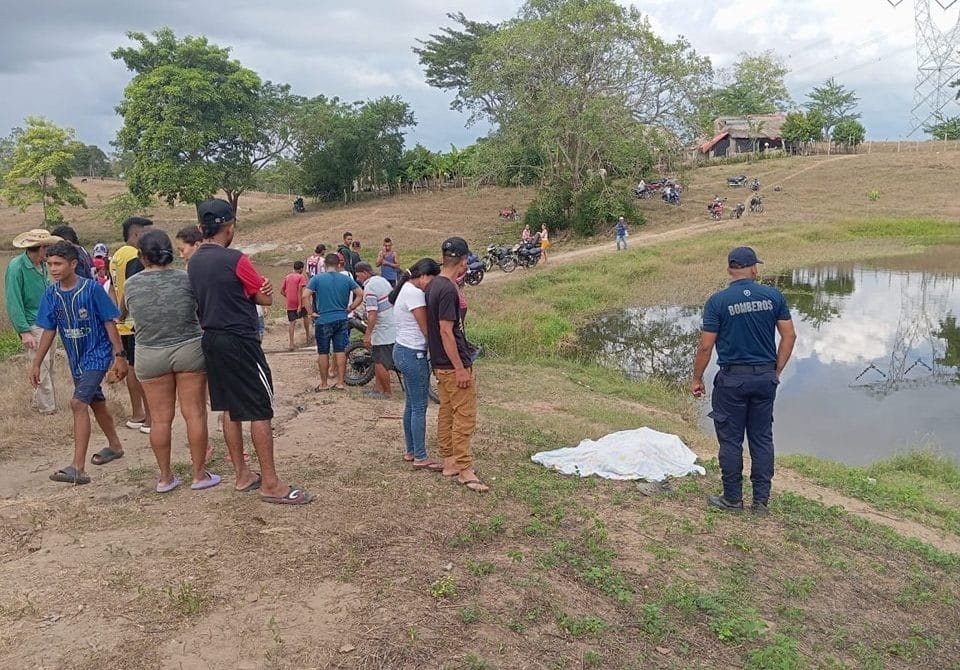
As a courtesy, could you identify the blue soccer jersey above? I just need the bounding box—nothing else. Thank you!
[36,277,119,377]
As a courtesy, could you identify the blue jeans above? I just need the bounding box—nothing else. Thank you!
[393,344,430,460]
[315,319,349,354]
[709,369,779,503]
[616,234,627,250]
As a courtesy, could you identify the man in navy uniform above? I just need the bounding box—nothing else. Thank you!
[691,247,796,515]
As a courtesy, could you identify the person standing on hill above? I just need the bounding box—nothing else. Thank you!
[306,244,326,278]
[188,198,313,505]
[280,261,310,350]
[426,237,488,493]
[539,223,550,264]
[690,247,796,515]
[111,217,153,434]
[303,254,363,391]
[376,238,401,287]
[613,216,629,251]
[337,232,356,278]
[6,228,63,414]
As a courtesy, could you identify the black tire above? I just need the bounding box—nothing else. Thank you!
[481,256,493,272]
[499,256,517,273]
[465,268,484,286]
[344,341,375,386]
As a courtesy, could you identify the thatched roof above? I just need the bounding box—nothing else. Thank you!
[714,113,787,139]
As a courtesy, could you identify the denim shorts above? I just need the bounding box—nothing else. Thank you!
[72,369,108,405]
[315,319,350,354]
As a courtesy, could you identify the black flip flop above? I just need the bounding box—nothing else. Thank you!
[237,473,262,492]
[50,466,91,485]
[90,448,123,466]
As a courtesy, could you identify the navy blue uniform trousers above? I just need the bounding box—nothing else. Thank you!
[709,369,778,503]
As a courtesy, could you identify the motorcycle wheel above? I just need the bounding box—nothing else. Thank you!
[465,268,484,286]
[481,256,493,272]
[527,254,540,268]
[343,341,375,386]
[499,256,517,273]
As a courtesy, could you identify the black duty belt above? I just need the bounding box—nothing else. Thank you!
[721,363,776,374]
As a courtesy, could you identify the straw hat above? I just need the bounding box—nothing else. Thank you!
[12,229,63,249]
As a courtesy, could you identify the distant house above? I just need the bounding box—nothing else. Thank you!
[699,113,787,158]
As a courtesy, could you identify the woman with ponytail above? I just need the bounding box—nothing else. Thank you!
[124,229,220,493]
[390,258,442,469]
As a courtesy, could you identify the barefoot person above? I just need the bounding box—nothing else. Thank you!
[6,228,62,414]
[280,261,310,350]
[426,237,488,493]
[30,241,128,485]
[390,258,443,470]
[124,230,220,494]
[303,254,362,391]
[111,217,153,434]
[188,199,312,505]
[691,247,796,515]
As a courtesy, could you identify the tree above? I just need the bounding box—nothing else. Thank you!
[413,12,501,119]
[440,0,709,232]
[924,115,960,140]
[805,77,860,137]
[781,111,823,153]
[713,51,792,116]
[831,118,865,151]
[113,28,263,209]
[71,144,110,177]
[1,117,86,225]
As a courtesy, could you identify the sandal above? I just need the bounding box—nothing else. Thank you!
[261,486,314,505]
[91,447,123,466]
[237,473,262,492]
[50,466,91,485]
[457,478,490,493]
[413,459,444,471]
[156,477,181,494]
[402,454,415,463]
[190,472,222,490]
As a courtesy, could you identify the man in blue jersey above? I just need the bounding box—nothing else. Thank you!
[30,241,128,485]
[691,247,796,515]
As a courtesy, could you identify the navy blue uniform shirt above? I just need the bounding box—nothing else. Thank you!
[702,278,791,366]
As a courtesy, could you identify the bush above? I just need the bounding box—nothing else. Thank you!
[524,179,642,236]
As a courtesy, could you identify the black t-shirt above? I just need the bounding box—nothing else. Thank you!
[425,275,472,369]
[187,244,261,341]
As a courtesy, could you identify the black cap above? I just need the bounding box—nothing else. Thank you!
[728,246,763,268]
[197,199,235,227]
[441,236,470,258]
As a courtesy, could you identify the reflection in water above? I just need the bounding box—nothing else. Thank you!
[576,306,700,383]
[576,266,960,464]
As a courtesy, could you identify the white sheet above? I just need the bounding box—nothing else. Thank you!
[531,427,705,482]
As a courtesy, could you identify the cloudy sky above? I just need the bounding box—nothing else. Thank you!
[0,0,950,151]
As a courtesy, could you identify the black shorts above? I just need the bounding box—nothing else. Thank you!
[201,331,274,422]
[287,308,308,322]
[371,343,395,369]
[121,333,136,365]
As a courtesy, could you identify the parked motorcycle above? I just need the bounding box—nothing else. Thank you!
[343,314,439,402]
[482,243,517,272]
[708,199,725,220]
[750,178,761,192]
[730,202,745,219]
[293,197,305,213]
[464,253,485,286]
[750,195,764,213]
[662,187,681,205]
[498,207,519,221]
[512,240,542,268]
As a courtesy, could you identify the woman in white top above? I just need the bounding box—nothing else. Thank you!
[389,258,442,469]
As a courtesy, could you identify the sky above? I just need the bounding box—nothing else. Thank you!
[0,0,952,152]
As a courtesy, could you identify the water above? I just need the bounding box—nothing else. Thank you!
[577,264,960,465]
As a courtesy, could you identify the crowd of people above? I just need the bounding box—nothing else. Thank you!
[7,198,489,500]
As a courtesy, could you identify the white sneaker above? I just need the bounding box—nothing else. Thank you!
[125,420,144,429]
[139,425,151,434]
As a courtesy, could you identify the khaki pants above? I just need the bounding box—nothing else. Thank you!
[435,368,477,472]
[30,325,57,413]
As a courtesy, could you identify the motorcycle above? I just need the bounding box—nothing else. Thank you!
[727,175,747,188]
[708,199,725,220]
[293,197,305,213]
[730,202,745,219]
[750,179,761,192]
[343,314,439,402]
[662,187,681,206]
[482,243,517,272]
[512,240,542,268]
[498,207,519,221]
[464,253,485,286]
[750,195,764,213]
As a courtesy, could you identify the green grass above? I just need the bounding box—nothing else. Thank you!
[0,329,22,361]
[780,451,960,535]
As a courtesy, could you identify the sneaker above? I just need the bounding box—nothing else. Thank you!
[139,425,151,434]
[750,501,770,516]
[125,420,144,430]
[706,494,744,512]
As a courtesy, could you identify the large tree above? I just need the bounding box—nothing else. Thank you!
[713,50,792,116]
[71,144,111,178]
[1,117,86,225]
[805,77,860,137]
[112,28,263,210]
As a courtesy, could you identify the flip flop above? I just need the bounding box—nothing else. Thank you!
[413,460,444,471]
[237,473,262,492]
[313,384,330,392]
[50,466,90,485]
[156,477,181,494]
[402,454,415,463]
[125,420,144,429]
[91,447,123,466]
[191,472,222,490]
[261,486,314,505]
[457,478,490,493]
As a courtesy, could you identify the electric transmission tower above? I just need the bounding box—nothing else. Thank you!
[887,0,960,135]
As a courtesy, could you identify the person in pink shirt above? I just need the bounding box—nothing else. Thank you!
[280,261,310,350]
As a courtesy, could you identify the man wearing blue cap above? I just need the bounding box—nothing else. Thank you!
[691,247,796,515]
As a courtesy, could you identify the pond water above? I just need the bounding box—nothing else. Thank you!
[578,264,960,465]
